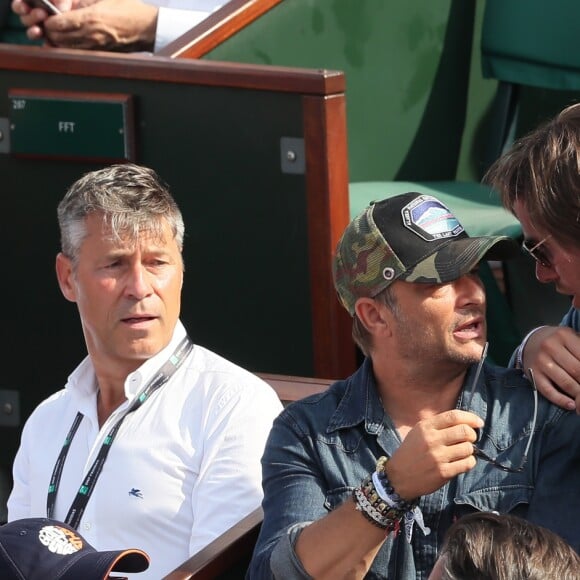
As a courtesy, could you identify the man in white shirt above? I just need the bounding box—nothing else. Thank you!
[11,0,225,52]
[7,163,283,578]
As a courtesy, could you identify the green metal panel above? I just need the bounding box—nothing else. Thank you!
[0,69,315,488]
[204,0,474,183]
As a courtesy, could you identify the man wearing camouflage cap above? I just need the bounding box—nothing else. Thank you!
[248,192,580,580]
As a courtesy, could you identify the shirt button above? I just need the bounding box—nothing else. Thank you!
[83,522,92,531]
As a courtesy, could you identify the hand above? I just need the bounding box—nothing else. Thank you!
[523,326,580,413]
[13,0,158,52]
[44,0,157,51]
[11,0,74,42]
[386,410,483,500]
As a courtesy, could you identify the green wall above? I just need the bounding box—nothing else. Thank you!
[205,0,481,183]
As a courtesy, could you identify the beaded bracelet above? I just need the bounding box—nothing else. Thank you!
[374,456,418,512]
[352,456,431,542]
[352,478,404,534]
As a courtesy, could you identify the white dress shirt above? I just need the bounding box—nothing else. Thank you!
[144,0,226,51]
[8,320,282,578]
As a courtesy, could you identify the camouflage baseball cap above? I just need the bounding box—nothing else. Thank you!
[333,192,518,315]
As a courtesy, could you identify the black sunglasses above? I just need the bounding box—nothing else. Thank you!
[521,236,552,268]
[464,343,538,473]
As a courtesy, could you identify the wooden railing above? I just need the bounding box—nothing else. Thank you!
[156,0,283,59]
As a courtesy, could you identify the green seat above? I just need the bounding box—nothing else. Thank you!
[482,0,580,91]
[349,181,520,238]
[202,0,580,364]
[351,0,580,363]
[477,0,580,339]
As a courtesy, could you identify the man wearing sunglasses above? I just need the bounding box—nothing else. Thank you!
[248,192,580,580]
[485,102,580,415]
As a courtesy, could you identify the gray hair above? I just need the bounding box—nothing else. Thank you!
[57,164,185,266]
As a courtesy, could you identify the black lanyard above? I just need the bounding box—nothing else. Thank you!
[46,335,194,529]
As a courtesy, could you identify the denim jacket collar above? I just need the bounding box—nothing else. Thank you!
[326,356,502,437]
[327,358,386,435]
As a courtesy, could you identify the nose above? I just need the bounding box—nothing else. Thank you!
[454,272,485,307]
[125,263,153,299]
[535,261,557,284]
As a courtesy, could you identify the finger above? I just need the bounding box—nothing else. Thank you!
[27,24,45,39]
[555,327,580,359]
[439,455,477,478]
[535,328,580,384]
[437,423,480,446]
[421,440,476,466]
[19,7,50,26]
[444,441,477,463]
[529,370,576,411]
[44,13,85,41]
[537,333,580,372]
[12,0,31,15]
[429,409,484,430]
[412,453,477,494]
[53,0,73,10]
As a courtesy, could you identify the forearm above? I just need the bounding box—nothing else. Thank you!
[518,326,553,370]
[293,500,386,580]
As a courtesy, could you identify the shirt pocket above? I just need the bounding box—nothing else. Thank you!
[453,484,532,519]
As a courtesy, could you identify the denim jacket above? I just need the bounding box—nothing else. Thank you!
[248,358,580,580]
[561,305,580,330]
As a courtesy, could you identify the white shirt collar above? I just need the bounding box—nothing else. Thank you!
[66,320,189,412]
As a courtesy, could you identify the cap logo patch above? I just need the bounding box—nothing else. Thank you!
[38,525,83,556]
[402,195,464,241]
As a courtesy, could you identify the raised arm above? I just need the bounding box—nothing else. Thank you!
[249,409,482,579]
[518,324,580,413]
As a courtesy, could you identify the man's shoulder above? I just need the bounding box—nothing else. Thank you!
[484,363,566,422]
[190,344,266,384]
[34,388,70,410]
[277,378,351,428]
[560,305,580,330]
[186,344,282,406]
[21,388,71,429]
[484,363,529,385]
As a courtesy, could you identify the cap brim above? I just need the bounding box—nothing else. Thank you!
[60,548,150,580]
[402,235,518,284]
[108,549,150,573]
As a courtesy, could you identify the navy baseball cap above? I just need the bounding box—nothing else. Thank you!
[0,518,150,579]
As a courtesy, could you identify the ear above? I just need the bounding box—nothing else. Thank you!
[354,297,393,337]
[55,253,77,303]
